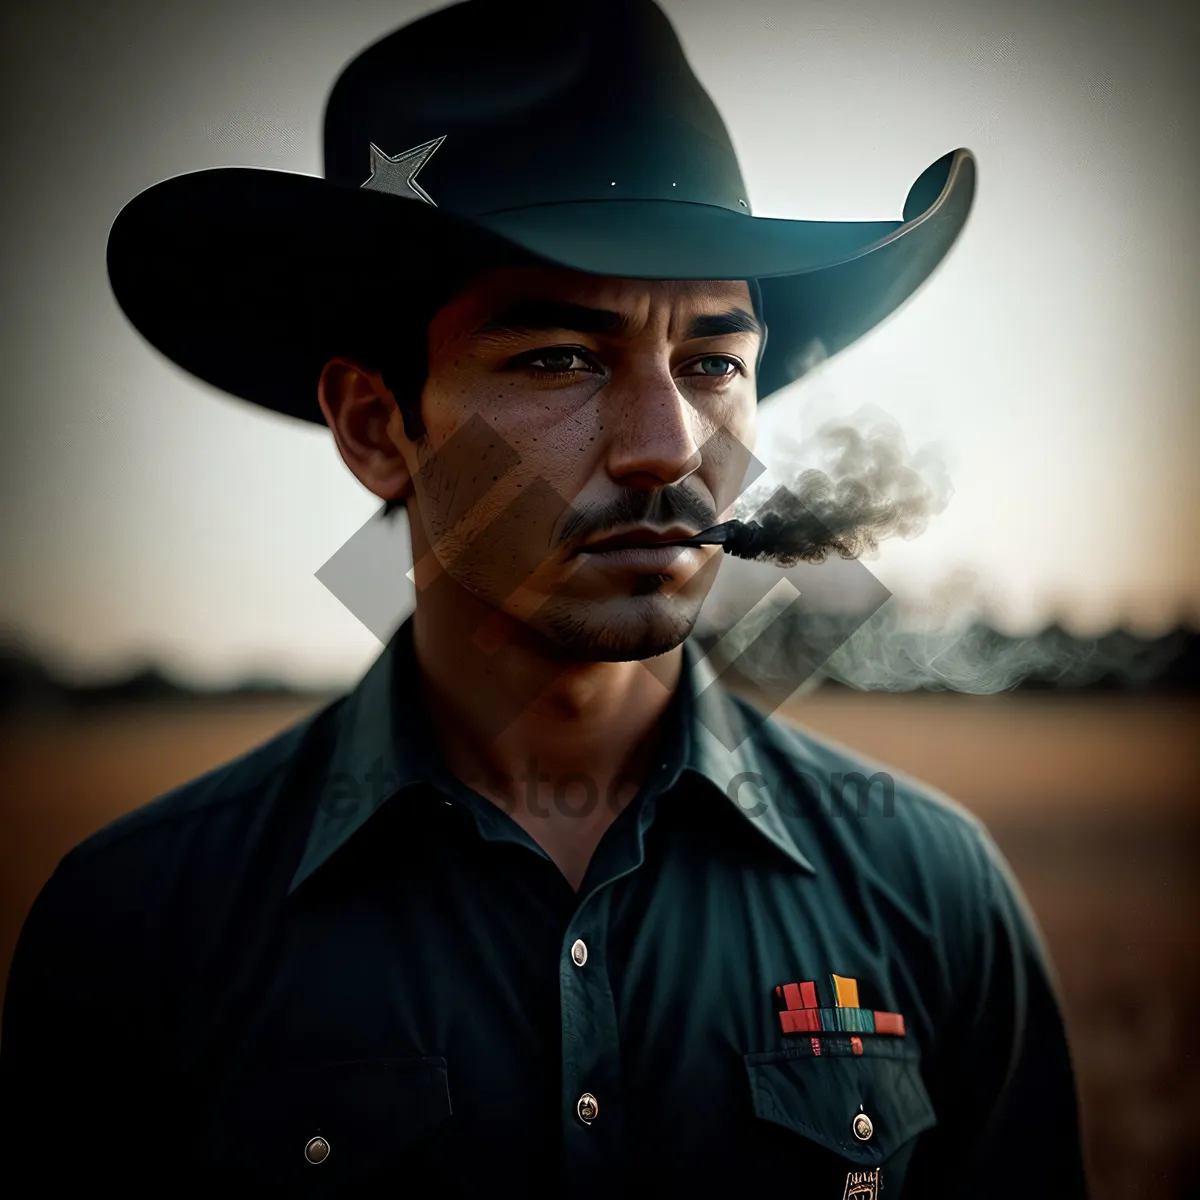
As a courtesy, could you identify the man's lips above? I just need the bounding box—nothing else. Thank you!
[574,525,701,556]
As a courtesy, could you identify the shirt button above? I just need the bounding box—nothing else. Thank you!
[852,1112,874,1142]
[304,1135,331,1163]
[576,1092,599,1124]
[570,939,588,967]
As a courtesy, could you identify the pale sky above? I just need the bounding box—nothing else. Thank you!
[1,0,1196,689]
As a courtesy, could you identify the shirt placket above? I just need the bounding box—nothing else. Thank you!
[557,790,661,1199]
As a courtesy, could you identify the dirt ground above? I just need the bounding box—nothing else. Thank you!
[1,689,1197,1198]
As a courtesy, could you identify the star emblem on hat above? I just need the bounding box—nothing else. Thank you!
[360,135,446,205]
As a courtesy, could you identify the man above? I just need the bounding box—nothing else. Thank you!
[0,0,1090,1196]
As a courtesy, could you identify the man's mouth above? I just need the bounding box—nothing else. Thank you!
[575,525,701,556]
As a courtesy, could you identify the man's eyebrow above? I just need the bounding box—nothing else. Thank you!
[469,299,763,341]
[686,308,763,340]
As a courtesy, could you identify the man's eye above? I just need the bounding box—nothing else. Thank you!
[522,348,596,376]
[682,354,743,379]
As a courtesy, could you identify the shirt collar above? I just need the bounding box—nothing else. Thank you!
[288,614,816,894]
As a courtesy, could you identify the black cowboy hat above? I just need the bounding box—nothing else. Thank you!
[106,0,976,425]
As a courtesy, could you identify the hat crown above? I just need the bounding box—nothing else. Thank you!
[323,0,751,217]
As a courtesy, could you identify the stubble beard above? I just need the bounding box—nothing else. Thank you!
[527,585,701,663]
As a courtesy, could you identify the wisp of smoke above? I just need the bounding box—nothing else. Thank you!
[713,569,1190,695]
[670,407,954,565]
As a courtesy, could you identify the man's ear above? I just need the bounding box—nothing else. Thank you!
[317,357,414,506]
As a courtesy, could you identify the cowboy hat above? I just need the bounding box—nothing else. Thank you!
[106,0,976,425]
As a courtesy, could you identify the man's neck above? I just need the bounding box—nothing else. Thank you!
[409,598,683,888]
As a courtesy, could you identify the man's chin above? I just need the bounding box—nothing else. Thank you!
[535,596,700,663]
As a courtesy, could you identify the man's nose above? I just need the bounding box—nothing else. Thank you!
[603,366,703,490]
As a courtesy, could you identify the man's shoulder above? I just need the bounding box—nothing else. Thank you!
[58,700,338,885]
[9,702,342,1018]
[738,700,1019,988]
[740,696,997,887]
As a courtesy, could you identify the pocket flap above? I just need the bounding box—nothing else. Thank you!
[744,1049,936,1167]
[203,1055,452,1183]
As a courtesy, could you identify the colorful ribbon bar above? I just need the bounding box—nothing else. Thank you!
[775,977,905,1039]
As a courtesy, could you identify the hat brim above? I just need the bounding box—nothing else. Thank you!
[106,148,975,423]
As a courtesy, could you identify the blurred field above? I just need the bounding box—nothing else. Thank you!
[1,690,1198,1198]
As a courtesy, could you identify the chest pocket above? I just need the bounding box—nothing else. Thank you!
[199,1055,452,1188]
[744,1046,936,1172]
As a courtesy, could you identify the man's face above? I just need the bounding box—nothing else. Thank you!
[401,266,761,662]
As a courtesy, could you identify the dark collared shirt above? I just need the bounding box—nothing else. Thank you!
[1,616,1089,1197]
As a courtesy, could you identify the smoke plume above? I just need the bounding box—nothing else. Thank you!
[713,566,1190,695]
[725,406,954,565]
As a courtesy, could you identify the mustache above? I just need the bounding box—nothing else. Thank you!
[559,486,719,551]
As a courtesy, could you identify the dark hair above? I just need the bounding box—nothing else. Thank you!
[331,269,483,520]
